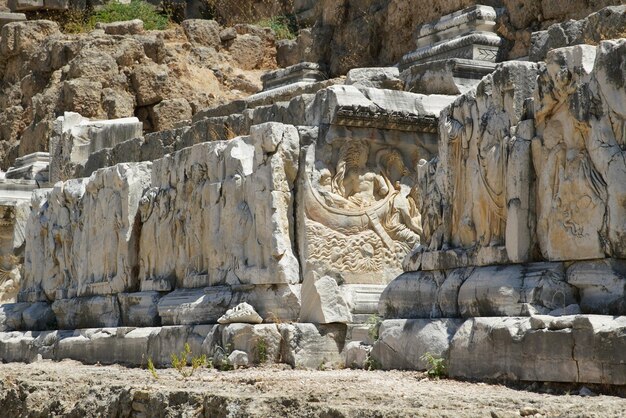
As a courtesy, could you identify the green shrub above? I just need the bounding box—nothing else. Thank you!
[366,314,382,341]
[147,357,159,380]
[257,15,298,40]
[420,352,447,379]
[92,0,170,30]
[171,343,208,379]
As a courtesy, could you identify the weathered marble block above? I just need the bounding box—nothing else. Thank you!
[371,319,463,370]
[567,259,626,315]
[52,296,121,329]
[380,263,578,319]
[20,162,152,302]
[157,284,301,325]
[49,112,143,183]
[261,62,326,91]
[400,5,502,70]
[533,42,626,261]
[138,122,300,288]
[405,62,539,271]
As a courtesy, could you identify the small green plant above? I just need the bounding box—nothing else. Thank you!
[420,352,447,379]
[93,0,170,30]
[366,314,383,341]
[171,343,208,379]
[257,15,298,40]
[363,355,381,371]
[210,343,234,371]
[147,357,159,380]
[255,337,268,364]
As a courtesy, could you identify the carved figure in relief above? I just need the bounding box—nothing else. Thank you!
[474,116,508,247]
[303,138,425,277]
[377,149,423,254]
[417,158,444,251]
[331,140,389,209]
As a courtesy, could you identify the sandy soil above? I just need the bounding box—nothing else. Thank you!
[1,360,625,417]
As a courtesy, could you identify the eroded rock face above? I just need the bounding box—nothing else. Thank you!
[0,19,276,170]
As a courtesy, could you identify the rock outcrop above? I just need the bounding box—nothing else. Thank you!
[0,18,278,169]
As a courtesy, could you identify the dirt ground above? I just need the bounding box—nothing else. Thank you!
[0,360,625,417]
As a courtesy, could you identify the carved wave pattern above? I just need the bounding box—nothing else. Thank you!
[306,220,400,273]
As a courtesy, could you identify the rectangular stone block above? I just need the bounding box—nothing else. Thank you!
[139,122,300,288]
[279,323,347,369]
[118,292,161,327]
[21,162,151,301]
[371,319,462,371]
[157,287,232,326]
[52,296,121,329]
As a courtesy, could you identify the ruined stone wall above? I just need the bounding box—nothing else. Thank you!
[279,0,626,75]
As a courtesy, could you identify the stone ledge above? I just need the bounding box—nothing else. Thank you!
[0,323,347,369]
[370,316,626,385]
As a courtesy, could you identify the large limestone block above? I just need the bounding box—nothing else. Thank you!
[157,284,301,326]
[457,263,578,317]
[300,273,352,324]
[279,323,346,369]
[241,284,301,323]
[345,67,401,90]
[533,42,626,261]
[371,319,462,370]
[221,323,282,364]
[449,317,527,380]
[378,270,464,319]
[21,302,56,331]
[0,302,28,331]
[449,317,579,382]
[118,292,161,327]
[567,259,626,315]
[52,296,121,329]
[139,122,299,288]
[157,287,232,326]
[49,113,144,183]
[449,315,626,384]
[409,62,539,271]
[56,328,149,365]
[0,331,45,362]
[572,316,626,385]
[147,325,210,367]
[22,163,151,301]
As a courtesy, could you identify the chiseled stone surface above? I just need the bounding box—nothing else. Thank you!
[139,122,300,288]
[21,162,152,302]
[371,319,462,370]
[567,259,626,315]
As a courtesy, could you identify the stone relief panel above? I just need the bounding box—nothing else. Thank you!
[299,125,433,285]
[533,42,626,261]
[138,122,300,290]
[20,163,151,302]
[405,62,539,271]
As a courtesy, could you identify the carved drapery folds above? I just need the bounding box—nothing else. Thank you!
[533,42,626,260]
[405,62,539,271]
